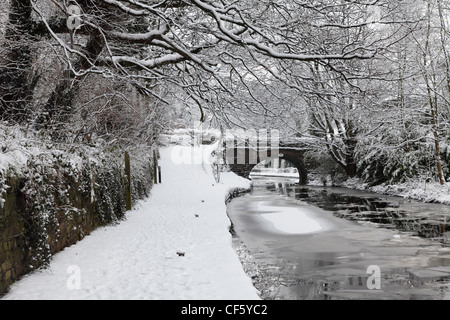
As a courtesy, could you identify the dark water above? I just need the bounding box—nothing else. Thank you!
[279,184,450,242]
[227,177,450,300]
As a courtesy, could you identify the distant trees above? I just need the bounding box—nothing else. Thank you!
[277,1,414,178]
[273,0,450,185]
[412,0,449,185]
[354,0,450,185]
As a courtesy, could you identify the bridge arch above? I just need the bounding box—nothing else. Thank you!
[226,147,308,185]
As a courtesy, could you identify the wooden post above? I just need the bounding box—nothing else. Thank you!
[153,150,158,184]
[125,151,132,211]
[158,166,162,183]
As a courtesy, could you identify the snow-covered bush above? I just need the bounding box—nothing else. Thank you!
[356,145,437,186]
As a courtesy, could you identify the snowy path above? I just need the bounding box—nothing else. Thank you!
[2,146,260,300]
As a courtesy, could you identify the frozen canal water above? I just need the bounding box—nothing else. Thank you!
[227,177,450,300]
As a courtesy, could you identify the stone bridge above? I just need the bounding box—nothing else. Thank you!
[223,133,308,185]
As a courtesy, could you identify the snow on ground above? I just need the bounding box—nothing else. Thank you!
[2,144,260,300]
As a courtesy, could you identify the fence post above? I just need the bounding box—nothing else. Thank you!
[153,150,158,184]
[125,151,132,211]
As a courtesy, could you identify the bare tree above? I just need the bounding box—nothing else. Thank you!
[30,1,410,123]
[406,0,449,185]
[0,0,421,162]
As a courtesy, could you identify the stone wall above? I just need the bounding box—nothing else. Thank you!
[0,152,156,296]
[0,177,26,294]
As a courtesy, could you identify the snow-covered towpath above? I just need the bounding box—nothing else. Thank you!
[2,145,260,300]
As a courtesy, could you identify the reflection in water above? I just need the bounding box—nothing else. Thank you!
[228,177,450,300]
[254,178,450,245]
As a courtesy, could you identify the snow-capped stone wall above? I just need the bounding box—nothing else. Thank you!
[0,146,157,296]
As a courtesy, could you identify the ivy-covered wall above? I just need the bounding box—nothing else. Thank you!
[0,177,26,295]
[0,149,156,296]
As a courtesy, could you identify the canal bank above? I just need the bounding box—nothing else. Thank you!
[228,177,450,300]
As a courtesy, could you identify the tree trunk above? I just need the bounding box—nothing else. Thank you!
[429,97,445,185]
[34,33,104,138]
[422,1,445,186]
[345,149,357,177]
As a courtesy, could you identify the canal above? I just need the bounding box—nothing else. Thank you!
[227,176,450,300]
